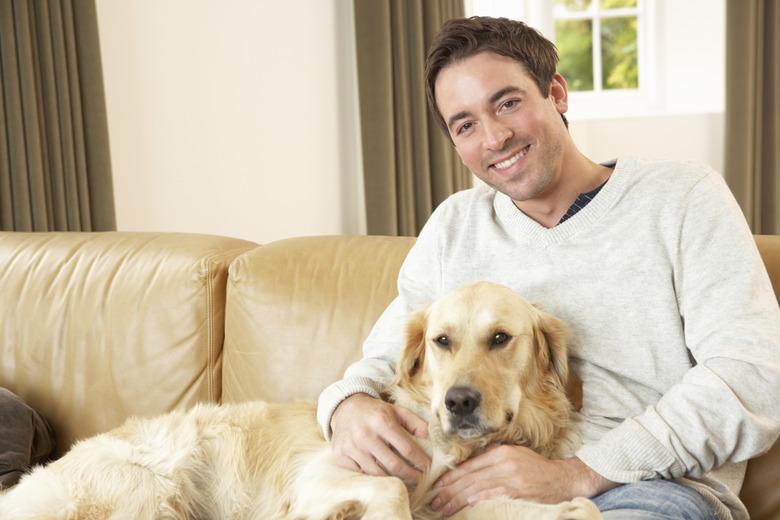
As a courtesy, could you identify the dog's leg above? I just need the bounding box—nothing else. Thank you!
[451,497,601,520]
[555,497,602,520]
[320,500,366,520]
[286,449,413,520]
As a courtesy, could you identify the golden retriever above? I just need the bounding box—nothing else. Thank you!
[0,282,600,519]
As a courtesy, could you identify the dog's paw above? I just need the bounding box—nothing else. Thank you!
[556,497,602,520]
[322,500,366,520]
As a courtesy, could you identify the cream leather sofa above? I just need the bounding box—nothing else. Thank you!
[0,232,778,519]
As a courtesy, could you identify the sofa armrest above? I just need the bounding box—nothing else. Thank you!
[0,232,256,454]
[740,235,780,520]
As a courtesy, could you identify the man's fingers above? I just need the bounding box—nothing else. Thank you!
[331,454,361,473]
[435,445,503,487]
[434,478,508,517]
[432,468,485,509]
[353,449,389,477]
[383,424,431,473]
[394,405,428,438]
[467,485,512,506]
[371,440,424,482]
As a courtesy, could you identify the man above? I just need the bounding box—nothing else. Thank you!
[317,16,780,519]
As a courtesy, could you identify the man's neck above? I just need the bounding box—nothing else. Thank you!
[514,153,613,229]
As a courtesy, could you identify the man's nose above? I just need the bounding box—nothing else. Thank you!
[483,118,512,150]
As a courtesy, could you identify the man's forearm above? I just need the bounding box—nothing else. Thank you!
[559,457,619,499]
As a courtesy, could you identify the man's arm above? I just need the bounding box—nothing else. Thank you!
[576,170,780,483]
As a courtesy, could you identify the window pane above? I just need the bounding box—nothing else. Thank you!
[555,19,594,91]
[600,0,637,8]
[601,16,638,89]
[554,0,592,11]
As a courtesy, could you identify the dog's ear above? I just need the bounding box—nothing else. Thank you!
[396,308,427,389]
[532,309,569,389]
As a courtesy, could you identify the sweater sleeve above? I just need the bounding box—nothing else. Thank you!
[576,169,780,482]
[316,206,445,439]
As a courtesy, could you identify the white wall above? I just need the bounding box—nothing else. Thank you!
[96,0,364,244]
[569,112,724,174]
[97,1,727,244]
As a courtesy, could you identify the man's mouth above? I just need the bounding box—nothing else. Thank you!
[491,144,531,171]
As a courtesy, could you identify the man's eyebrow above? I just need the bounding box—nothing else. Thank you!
[446,86,527,130]
[447,110,470,130]
[489,86,525,104]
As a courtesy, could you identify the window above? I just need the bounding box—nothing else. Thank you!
[553,0,640,93]
[463,0,724,120]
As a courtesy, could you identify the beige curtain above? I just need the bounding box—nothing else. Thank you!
[724,0,780,234]
[0,0,115,232]
[354,0,470,237]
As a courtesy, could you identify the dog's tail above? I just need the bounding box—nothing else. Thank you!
[0,465,76,520]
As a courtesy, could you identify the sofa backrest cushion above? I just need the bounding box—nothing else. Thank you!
[222,235,415,403]
[0,232,255,454]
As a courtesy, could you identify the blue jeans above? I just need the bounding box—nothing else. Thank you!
[592,480,719,520]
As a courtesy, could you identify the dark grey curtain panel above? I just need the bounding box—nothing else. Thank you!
[0,0,115,231]
[354,0,470,237]
[724,0,780,234]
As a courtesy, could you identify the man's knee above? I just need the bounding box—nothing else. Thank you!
[592,480,718,520]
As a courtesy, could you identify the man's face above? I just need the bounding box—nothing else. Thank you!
[434,52,570,204]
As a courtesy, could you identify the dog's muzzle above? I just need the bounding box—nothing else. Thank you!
[444,386,484,434]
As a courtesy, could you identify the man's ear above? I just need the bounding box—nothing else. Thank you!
[549,72,569,114]
[396,308,427,389]
[532,308,569,389]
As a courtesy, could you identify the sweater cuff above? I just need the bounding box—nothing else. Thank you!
[575,417,686,483]
[316,376,383,440]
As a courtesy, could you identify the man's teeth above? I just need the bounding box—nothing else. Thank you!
[494,146,529,169]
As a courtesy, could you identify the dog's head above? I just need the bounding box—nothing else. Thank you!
[393,282,572,460]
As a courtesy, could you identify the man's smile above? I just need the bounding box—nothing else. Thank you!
[489,144,531,173]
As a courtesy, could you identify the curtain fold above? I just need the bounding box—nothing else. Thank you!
[354,0,470,237]
[0,0,115,232]
[724,0,780,234]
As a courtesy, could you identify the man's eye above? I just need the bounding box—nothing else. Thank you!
[489,332,511,348]
[456,122,473,135]
[500,99,518,111]
[435,335,451,348]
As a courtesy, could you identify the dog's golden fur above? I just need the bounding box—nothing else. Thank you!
[0,282,600,520]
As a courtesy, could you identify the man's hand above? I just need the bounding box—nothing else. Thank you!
[430,444,617,516]
[330,393,431,483]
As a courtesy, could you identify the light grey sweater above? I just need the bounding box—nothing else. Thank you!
[317,157,780,519]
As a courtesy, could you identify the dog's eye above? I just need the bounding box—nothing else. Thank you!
[434,335,451,349]
[489,332,511,348]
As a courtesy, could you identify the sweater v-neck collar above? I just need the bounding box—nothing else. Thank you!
[493,157,632,246]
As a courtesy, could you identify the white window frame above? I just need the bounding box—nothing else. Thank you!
[464,0,659,121]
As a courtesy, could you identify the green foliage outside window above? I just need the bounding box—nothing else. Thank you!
[556,20,594,91]
[602,17,638,89]
[600,0,637,8]
[558,0,592,10]
[553,0,639,91]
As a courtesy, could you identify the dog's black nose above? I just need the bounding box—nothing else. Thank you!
[445,386,481,417]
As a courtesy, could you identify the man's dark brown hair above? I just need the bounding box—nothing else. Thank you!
[425,16,568,134]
